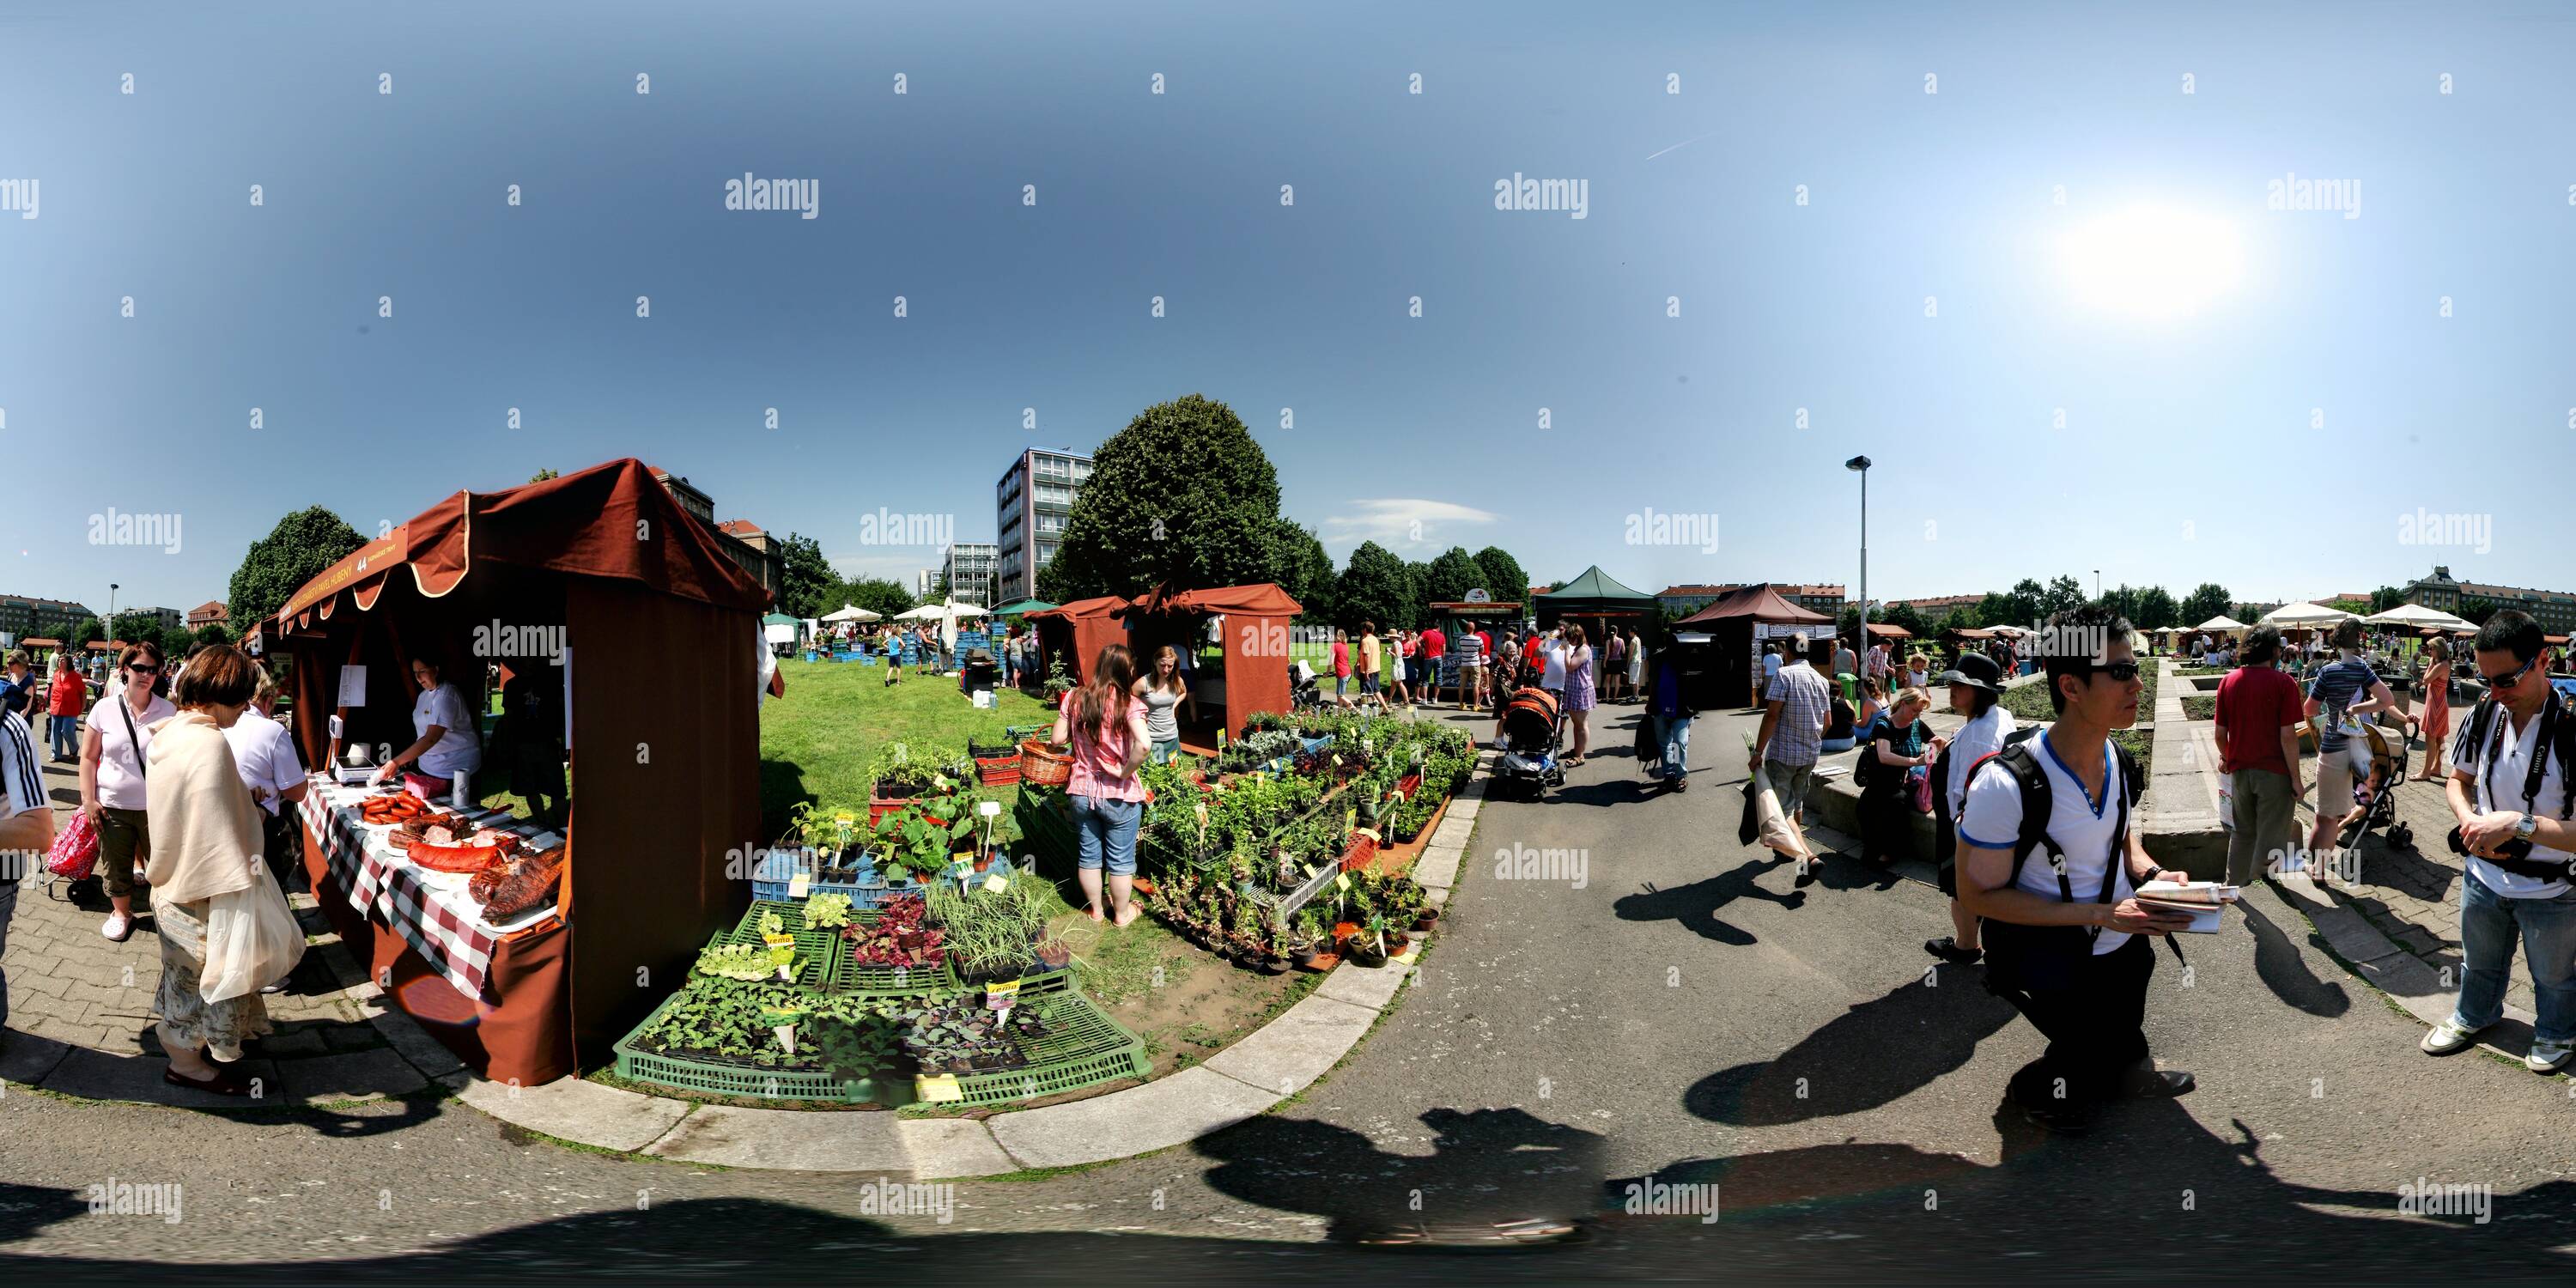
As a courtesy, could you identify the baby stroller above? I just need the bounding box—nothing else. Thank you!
[2330,712,2421,854]
[1493,684,1567,800]
[1291,659,1326,713]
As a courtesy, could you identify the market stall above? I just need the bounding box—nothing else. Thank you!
[268,458,769,1085]
[1534,566,1660,703]
[1675,583,1835,709]
[1024,595,1131,689]
[1119,583,1303,742]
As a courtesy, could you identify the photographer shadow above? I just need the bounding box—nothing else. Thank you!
[1613,856,1809,946]
[1197,1105,1607,1244]
[1683,974,2017,1126]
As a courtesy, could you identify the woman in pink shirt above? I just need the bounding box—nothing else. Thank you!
[1052,644,1151,926]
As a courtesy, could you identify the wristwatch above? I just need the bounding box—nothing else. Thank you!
[2516,813,2539,844]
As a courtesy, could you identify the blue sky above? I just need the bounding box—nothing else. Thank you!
[4,0,2573,621]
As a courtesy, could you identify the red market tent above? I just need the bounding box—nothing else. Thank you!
[1024,596,1133,687]
[1678,584,1834,708]
[1121,583,1303,741]
[267,458,769,1086]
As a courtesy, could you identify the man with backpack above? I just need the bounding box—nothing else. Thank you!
[1956,607,2195,1133]
[2421,610,2576,1072]
[1926,650,2019,966]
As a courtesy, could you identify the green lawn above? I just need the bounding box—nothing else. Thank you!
[756,659,1057,841]
[1998,666,2157,775]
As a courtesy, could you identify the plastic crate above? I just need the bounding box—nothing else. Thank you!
[934,988,1148,1107]
[834,902,966,998]
[710,903,844,991]
[748,848,903,908]
[611,991,886,1104]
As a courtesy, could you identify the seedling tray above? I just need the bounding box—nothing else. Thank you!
[933,988,1148,1107]
[611,991,893,1104]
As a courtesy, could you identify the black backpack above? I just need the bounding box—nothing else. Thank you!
[1930,723,2043,864]
[1962,728,2158,984]
[2455,694,2576,882]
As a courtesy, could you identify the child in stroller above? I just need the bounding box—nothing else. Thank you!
[1493,683,1566,800]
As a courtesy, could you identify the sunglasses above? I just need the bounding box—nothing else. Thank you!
[2076,660,2142,683]
[126,664,159,674]
[2482,656,2539,690]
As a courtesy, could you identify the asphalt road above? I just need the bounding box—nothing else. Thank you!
[5,703,2575,1284]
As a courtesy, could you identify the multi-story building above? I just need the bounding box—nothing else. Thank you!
[186,600,229,629]
[914,569,937,598]
[0,594,96,642]
[648,465,783,606]
[942,543,998,606]
[1893,593,1984,617]
[2405,565,2576,634]
[1656,583,1848,618]
[995,447,1093,604]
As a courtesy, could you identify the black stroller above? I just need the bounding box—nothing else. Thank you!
[1492,685,1567,800]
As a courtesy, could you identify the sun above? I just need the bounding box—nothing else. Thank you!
[2057,208,2244,321]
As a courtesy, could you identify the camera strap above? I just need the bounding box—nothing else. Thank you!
[2476,696,2576,883]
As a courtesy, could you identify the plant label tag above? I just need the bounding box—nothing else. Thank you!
[835,814,855,829]
[987,979,1021,1011]
[787,872,811,899]
[1334,873,1351,891]
[1306,862,1322,878]
[917,1073,963,1103]
[982,871,1010,894]
[762,932,795,949]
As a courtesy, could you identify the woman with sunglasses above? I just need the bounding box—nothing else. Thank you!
[81,642,176,942]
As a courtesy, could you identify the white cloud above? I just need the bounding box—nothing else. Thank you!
[1319,498,1502,549]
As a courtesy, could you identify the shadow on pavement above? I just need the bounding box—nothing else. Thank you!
[1197,1105,1607,1244]
[2239,901,2353,1018]
[1684,974,2018,1126]
[1613,856,1807,946]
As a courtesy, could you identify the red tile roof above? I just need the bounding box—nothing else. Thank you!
[715,519,764,538]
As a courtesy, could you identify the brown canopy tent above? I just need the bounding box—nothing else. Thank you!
[1121,583,1303,743]
[1024,596,1132,689]
[1677,584,1834,708]
[1862,622,1912,640]
[266,458,769,1086]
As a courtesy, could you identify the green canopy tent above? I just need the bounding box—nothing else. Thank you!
[988,598,1057,617]
[1532,566,1661,704]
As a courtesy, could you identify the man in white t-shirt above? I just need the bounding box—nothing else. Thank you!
[2422,611,2576,1072]
[224,669,309,892]
[1540,632,1569,696]
[1957,608,2194,1133]
[0,708,58,1039]
[1925,651,2016,967]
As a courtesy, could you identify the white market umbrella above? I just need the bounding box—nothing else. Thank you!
[820,604,881,623]
[2258,602,2357,628]
[2364,602,2476,632]
[2191,615,2248,632]
[894,604,947,621]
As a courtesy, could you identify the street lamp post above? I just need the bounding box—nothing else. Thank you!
[1845,456,1872,655]
[2094,569,2102,599]
[107,583,118,641]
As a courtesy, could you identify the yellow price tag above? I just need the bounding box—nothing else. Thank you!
[787,872,811,898]
[762,932,795,949]
[834,814,855,828]
[916,1073,963,1103]
[986,978,1022,1011]
[1334,872,1351,891]
[982,871,1010,894]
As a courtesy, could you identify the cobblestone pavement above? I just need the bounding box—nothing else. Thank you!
[3,744,410,1099]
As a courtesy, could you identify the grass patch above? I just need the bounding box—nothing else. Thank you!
[2001,671,2156,775]
[2182,696,2216,721]
[753,659,1058,840]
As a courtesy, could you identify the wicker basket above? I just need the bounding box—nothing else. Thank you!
[1020,739,1075,787]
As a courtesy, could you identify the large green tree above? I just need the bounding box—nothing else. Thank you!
[70,617,104,647]
[2367,585,2407,614]
[1047,393,1283,600]
[1336,541,1413,632]
[1473,546,1528,603]
[2179,582,2234,627]
[1267,519,1336,623]
[2135,586,2179,630]
[1983,579,2045,629]
[1423,546,1483,606]
[228,507,368,630]
[2458,596,2503,626]
[775,532,838,619]
[838,577,915,621]
[2039,574,2087,617]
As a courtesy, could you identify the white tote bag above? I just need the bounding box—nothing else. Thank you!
[200,864,307,1005]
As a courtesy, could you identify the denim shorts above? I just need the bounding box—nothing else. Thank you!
[1072,793,1142,876]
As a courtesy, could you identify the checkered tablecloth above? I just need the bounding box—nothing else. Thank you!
[298,776,563,1000]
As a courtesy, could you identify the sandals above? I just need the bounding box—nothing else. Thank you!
[163,1063,255,1097]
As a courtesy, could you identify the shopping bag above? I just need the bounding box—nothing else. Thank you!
[1751,766,1813,861]
[200,864,307,1005]
[45,809,101,880]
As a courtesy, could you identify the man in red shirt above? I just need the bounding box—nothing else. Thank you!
[1419,624,1447,708]
[2215,623,2308,884]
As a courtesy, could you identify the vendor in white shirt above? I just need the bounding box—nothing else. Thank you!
[371,655,482,799]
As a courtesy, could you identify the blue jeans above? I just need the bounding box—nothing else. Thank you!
[1817,736,1856,754]
[50,714,79,760]
[1655,713,1691,780]
[2452,871,2576,1044]
[0,878,15,1030]
[1071,793,1141,876]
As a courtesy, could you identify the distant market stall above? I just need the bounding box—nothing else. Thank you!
[1675,584,1835,708]
[266,458,770,1085]
[1119,583,1301,744]
[1535,566,1660,702]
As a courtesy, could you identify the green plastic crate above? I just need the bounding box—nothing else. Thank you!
[933,988,1149,1107]
[711,902,846,992]
[834,904,965,998]
[610,991,888,1104]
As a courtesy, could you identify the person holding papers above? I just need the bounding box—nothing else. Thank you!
[1956,607,2196,1135]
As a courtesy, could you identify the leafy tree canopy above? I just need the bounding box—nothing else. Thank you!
[228,507,368,631]
[1473,547,1528,605]
[1336,541,1413,633]
[1047,393,1283,601]
[776,532,838,619]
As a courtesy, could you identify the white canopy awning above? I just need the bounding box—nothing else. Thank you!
[820,604,881,623]
[2363,602,2476,631]
[2191,615,2249,632]
[2258,602,2358,628]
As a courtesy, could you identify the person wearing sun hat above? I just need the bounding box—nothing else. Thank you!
[1927,649,2016,966]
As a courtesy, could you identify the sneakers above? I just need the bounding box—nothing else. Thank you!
[1924,936,1983,965]
[100,911,135,942]
[2527,1039,2573,1073]
[2119,1063,2196,1098]
[2421,1019,2486,1055]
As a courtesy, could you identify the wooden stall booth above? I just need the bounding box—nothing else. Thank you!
[267,459,769,1086]
[1024,595,1131,689]
[1120,582,1303,744]
[1675,584,1836,709]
